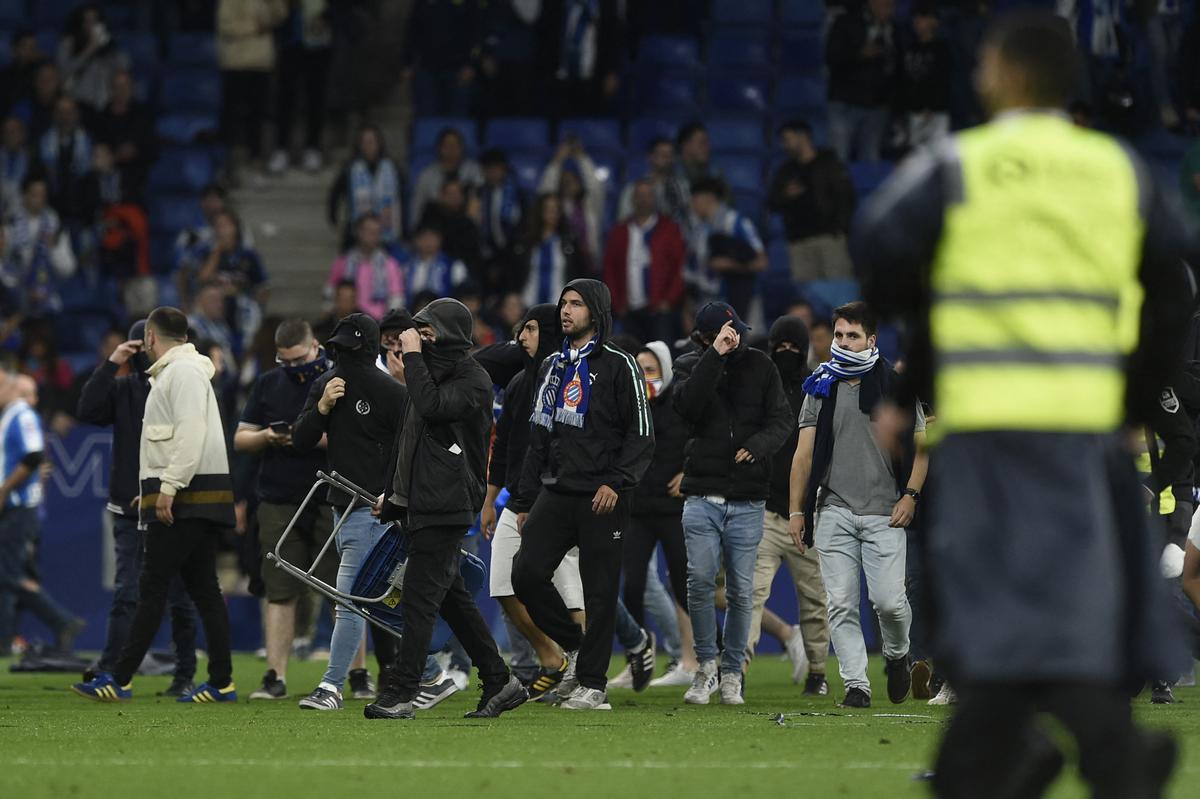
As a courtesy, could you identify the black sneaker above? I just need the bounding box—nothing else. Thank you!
[626,629,656,693]
[249,669,288,700]
[885,655,912,704]
[464,676,528,719]
[526,658,567,702]
[413,673,460,710]
[840,687,871,708]
[364,690,415,719]
[1151,681,1176,705]
[803,673,829,696]
[160,677,194,697]
[348,668,376,700]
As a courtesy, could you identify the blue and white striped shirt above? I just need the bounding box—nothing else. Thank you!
[0,399,43,508]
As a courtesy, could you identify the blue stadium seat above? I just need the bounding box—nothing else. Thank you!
[760,272,798,320]
[148,194,204,236]
[119,31,160,71]
[707,77,768,114]
[802,279,861,318]
[767,240,791,274]
[710,0,771,26]
[155,114,219,144]
[779,29,824,71]
[0,37,10,66]
[558,118,622,153]
[484,117,549,151]
[589,153,622,193]
[636,35,701,72]
[713,154,764,193]
[707,32,771,74]
[848,161,894,199]
[146,149,216,193]
[0,0,25,27]
[412,117,478,152]
[32,0,74,29]
[638,75,699,113]
[35,30,58,58]
[780,0,826,28]
[63,351,96,377]
[157,275,181,307]
[628,118,681,153]
[707,117,765,153]
[775,74,827,114]
[731,189,763,224]
[508,152,544,193]
[768,212,786,240]
[161,69,221,114]
[151,232,177,274]
[168,32,218,67]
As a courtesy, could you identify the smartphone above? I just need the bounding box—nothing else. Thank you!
[269,421,292,435]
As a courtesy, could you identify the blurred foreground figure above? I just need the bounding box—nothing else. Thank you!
[856,10,1195,798]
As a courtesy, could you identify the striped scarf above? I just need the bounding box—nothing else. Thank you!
[344,248,391,304]
[349,158,400,241]
[802,343,880,398]
[532,337,596,429]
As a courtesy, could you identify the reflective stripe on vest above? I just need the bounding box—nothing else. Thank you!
[930,114,1145,439]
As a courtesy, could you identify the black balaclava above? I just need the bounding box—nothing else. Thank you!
[523,303,561,373]
[128,319,150,374]
[326,313,381,374]
[412,298,474,380]
[769,315,811,386]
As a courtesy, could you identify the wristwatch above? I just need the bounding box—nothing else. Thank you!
[904,488,921,503]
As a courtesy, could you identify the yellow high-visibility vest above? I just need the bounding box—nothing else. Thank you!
[929,113,1146,441]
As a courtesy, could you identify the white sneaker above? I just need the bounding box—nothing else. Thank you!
[650,661,695,688]
[607,665,633,689]
[558,650,580,697]
[785,625,809,684]
[720,672,745,705]
[267,149,289,175]
[928,682,958,706]
[683,660,719,704]
[445,668,470,692]
[302,148,323,172]
[560,686,611,710]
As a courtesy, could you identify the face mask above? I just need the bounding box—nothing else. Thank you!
[646,377,663,398]
[131,351,151,373]
[773,350,806,380]
[284,348,330,384]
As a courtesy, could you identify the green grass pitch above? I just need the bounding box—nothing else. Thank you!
[1,653,1197,798]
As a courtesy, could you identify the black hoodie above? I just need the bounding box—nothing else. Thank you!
[765,316,811,518]
[386,298,493,532]
[293,313,408,505]
[512,279,655,510]
[489,303,561,497]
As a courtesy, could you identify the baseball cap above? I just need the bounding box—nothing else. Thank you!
[379,308,414,334]
[326,313,379,351]
[694,301,750,337]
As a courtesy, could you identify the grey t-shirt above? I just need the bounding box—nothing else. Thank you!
[798,382,926,517]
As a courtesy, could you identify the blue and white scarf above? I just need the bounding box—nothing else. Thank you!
[344,248,391,304]
[802,343,880,398]
[39,128,91,187]
[349,157,400,241]
[560,0,599,80]
[532,337,597,429]
[481,179,521,252]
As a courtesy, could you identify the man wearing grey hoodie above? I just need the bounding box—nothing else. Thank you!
[365,298,526,721]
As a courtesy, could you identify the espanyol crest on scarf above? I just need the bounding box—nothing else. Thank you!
[531,338,597,429]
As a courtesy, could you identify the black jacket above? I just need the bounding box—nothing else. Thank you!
[765,317,811,518]
[76,360,149,517]
[513,279,655,510]
[825,5,898,107]
[488,303,561,496]
[386,299,492,532]
[767,151,856,242]
[293,315,407,506]
[672,341,793,501]
[634,382,688,516]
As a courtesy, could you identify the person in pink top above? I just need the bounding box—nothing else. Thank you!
[324,213,404,320]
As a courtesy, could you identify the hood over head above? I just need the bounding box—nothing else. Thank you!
[558,278,612,346]
[379,308,414,335]
[642,340,675,391]
[768,315,811,385]
[523,302,562,367]
[768,315,810,355]
[326,313,381,366]
[413,298,474,353]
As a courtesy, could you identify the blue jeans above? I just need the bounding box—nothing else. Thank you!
[99,515,197,679]
[644,553,682,659]
[0,507,75,649]
[322,508,390,690]
[682,497,765,674]
[828,101,889,162]
[615,597,643,651]
[502,613,540,682]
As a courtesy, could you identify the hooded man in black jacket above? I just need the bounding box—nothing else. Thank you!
[291,313,409,711]
[367,298,526,721]
[481,302,586,700]
[511,278,655,711]
[671,302,793,706]
[747,316,831,697]
[76,319,197,696]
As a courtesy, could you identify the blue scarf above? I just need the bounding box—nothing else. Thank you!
[532,337,597,429]
[802,343,881,398]
[481,179,520,251]
[344,248,391,304]
[349,157,400,241]
[561,0,598,79]
[535,236,560,305]
[39,128,91,187]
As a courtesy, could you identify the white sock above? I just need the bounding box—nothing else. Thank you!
[319,681,341,696]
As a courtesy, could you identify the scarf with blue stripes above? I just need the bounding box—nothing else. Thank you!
[802,343,880,398]
[532,337,597,429]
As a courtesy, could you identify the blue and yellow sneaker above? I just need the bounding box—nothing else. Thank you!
[177,682,238,704]
[72,672,132,702]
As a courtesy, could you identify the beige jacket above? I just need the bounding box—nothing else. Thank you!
[217,0,288,71]
[139,344,235,526]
